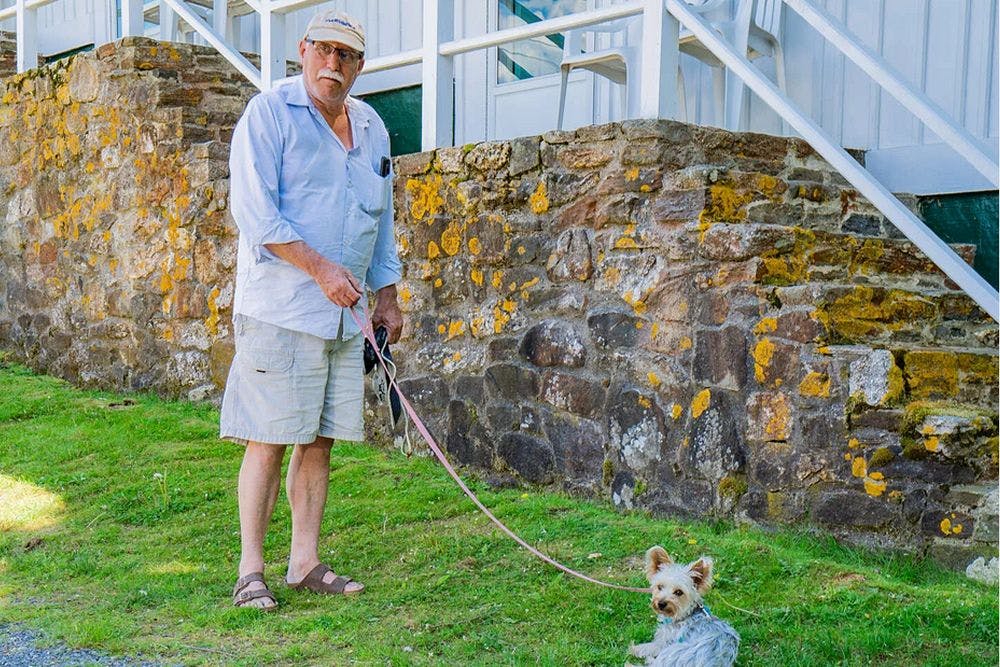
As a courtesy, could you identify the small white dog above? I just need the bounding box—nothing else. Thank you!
[628,546,739,667]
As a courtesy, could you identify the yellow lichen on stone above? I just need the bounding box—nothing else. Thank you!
[679,336,692,351]
[625,167,640,181]
[799,372,831,397]
[205,287,221,336]
[638,396,652,409]
[647,372,662,388]
[501,299,517,313]
[671,404,683,420]
[604,266,621,285]
[939,517,952,534]
[471,268,484,286]
[491,271,503,290]
[447,320,466,340]
[691,389,711,419]
[848,437,861,450]
[851,456,867,478]
[433,278,443,288]
[468,237,482,255]
[427,240,440,259]
[864,473,887,497]
[924,436,940,452]
[615,236,638,249]
[753,338,775,383]
[529,181,549,214]
[437,324,446,335]
[399,286,412,303]
[470,316,484,337]
[441,223,462,256]
[406,175,445,221]
[753,317,778,335]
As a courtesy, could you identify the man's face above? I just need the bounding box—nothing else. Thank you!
[298,38,365,109]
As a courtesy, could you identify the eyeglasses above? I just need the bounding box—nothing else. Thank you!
[306,39,363,65]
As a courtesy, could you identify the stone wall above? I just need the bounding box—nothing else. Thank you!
[1,38,996,567]
[0,38,255,397]
[384,124,998,567]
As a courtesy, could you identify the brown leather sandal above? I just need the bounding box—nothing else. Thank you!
[287,564,364,596]
[232,572,278,610]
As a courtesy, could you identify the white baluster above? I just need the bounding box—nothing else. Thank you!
[640,0,679,120]
[422,0,454,150]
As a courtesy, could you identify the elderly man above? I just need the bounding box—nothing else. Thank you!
[222,10,403,610]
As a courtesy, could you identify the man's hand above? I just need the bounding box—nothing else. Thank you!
[312,259,363,308]
[372,284,403,343]
[264,241,362,308]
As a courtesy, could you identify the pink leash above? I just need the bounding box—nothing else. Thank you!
[350,306,650,594]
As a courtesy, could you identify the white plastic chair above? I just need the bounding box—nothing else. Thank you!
[556,0,786,132]
[556,18,640,130]
[677,0,787,130]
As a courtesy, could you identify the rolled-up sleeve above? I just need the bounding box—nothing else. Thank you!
[365,135,403,291]
[229,95,303,263]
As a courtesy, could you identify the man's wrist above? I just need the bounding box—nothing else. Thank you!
[375,284,397,302]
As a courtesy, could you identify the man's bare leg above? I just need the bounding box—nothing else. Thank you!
[236,441,286,609]
[285,437,364,593]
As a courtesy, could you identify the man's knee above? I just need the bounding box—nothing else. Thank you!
[244,441,287,467]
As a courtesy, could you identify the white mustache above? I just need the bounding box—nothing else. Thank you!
[318,68,345,83]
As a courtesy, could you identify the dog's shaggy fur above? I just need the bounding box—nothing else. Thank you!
[628,546,739,667]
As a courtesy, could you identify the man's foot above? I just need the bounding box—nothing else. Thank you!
[286,563,365,595]
[232,572,278,610]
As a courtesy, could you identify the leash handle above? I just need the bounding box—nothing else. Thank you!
[350,306,650,594]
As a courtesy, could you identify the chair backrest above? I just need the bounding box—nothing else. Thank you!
[753,0,783,39]
[562,15,640,58]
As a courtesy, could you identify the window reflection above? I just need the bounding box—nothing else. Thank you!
[497,0,588,83]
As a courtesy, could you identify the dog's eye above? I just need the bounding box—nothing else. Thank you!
[673,589,684,596]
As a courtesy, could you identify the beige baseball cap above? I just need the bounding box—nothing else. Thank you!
[302,10,365,53]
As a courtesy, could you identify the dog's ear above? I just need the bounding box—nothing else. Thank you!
[688,556,714,593]
[645,545,672,579]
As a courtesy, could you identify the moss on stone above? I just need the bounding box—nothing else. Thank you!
[900,400,995,435]
[718,475,748,502]
[602,459,614,487]
[901,436,928,460]
[868,447,895,468]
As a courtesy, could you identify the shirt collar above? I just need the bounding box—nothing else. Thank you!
[284,75,371,130]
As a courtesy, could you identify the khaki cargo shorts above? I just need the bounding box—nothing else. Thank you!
[220,316,364,445]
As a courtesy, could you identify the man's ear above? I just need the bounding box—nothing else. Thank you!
[298,39,308,62]
[688,557,714,593]
[645,545,672,580]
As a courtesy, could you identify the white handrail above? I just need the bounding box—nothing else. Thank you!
[159,0,261,87]
[665,0,999,321]
[783,0,999,187]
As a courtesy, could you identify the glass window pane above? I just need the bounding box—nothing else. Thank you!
[497,0,588,84]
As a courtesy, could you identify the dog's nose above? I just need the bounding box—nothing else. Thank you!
[656,600,667,611]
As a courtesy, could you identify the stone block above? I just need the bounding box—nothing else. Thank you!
[447,400,493,467]
[519,320,587,368]
[508,136,541,176]
[904,350,960,400]
[538,370,606,418]
[607,387,666,471]
[693,326,749,390]
[497,432,555,484]
[849,349,903,406]
[747,391,792,442]
[546,228,594,282]
[813,491,896,529]
[588,310,641,348]
[542,411,607,488]
[484,363,540,401]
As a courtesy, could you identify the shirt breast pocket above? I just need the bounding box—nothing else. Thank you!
[350,160,390,218]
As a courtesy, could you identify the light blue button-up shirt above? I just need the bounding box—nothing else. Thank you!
[229,75,402,340]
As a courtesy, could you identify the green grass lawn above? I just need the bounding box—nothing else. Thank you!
[0,362,996,666]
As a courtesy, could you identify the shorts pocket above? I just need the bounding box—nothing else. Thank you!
[242,348,294,374]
